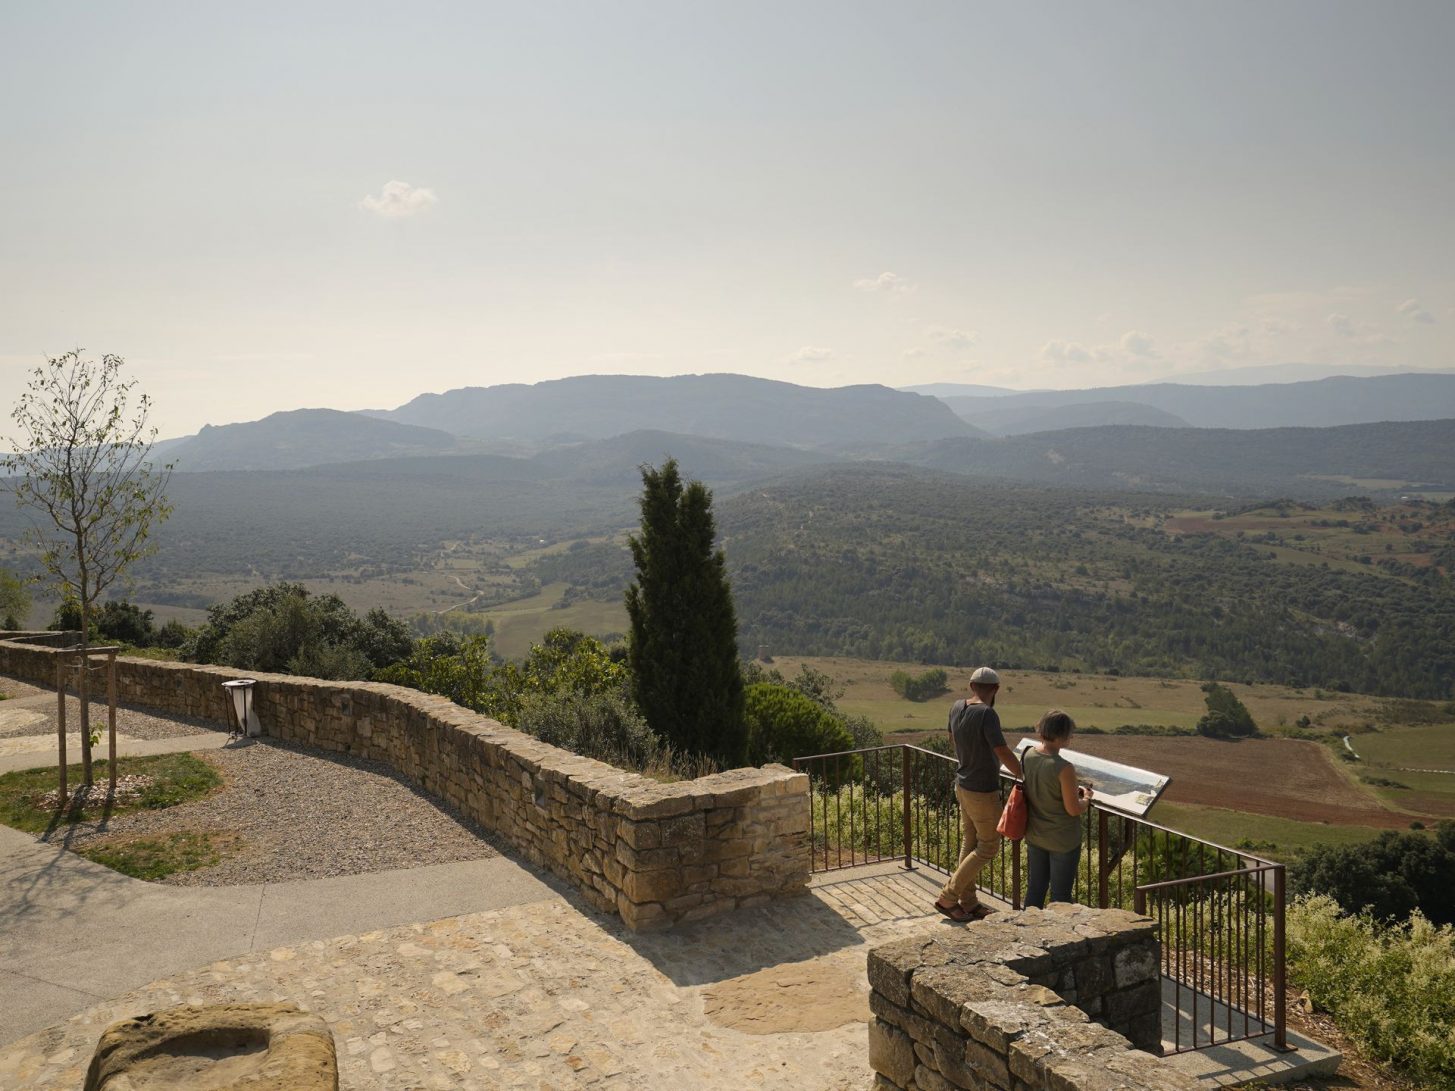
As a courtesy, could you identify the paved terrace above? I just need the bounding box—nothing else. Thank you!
[0,690,1336,1089]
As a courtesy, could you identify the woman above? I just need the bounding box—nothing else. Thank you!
[1022,709,1092,908]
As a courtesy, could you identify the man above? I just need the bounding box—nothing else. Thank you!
[933,666,1023,921]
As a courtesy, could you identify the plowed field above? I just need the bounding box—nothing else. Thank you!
[1018,734,1412,828]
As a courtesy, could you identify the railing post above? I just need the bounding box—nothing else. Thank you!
[901,745,913,870]
[1011,838,1021,909]
[1274,864,1289,1051]
[1097,807,1110,908]
[1134,888,1146,916]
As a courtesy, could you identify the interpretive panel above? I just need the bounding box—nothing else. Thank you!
[1012,739,1170,816]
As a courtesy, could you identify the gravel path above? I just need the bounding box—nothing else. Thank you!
[0,677,223,741]
[44,738,498,885]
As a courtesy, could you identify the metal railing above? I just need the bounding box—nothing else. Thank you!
[793,743,1287,1054]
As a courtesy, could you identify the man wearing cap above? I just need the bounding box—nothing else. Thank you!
[934,666,1023,921]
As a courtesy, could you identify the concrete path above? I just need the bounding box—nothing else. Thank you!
[0,822,560,1046]
[0,730,232,775]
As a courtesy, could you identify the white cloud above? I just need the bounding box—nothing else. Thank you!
[1041,340,1093,366]
[852,271,913,294]
[1119,330,1156,357]
[1260,316,1300,335]
[783,345,833,364]
[1397,298,1436,324]
[927,326,978,351]
[1326,312,1356,337]
[359,180,438,218]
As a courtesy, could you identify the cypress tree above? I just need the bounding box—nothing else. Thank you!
[625,459,747,765]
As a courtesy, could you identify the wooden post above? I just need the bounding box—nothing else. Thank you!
[55,653,68,802]
[106,651,118,795]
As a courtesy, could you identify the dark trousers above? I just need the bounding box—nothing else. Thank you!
[1025,843,1081,908]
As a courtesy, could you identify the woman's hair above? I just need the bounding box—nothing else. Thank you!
[1037,709,1075,742]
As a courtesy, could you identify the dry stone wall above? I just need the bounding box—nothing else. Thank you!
[867,904,1195,1091]
[0,637,809,931]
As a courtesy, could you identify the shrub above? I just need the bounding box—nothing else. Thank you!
[745,683,854,765]
[1291,822,1455,925]
[1289,895,1455,1088]
[889,668,949,702]
[514,690,659,767]
[1196,682,1258,738]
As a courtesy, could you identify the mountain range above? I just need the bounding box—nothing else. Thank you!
[943,373,1455,431]
[141,371,1455,502]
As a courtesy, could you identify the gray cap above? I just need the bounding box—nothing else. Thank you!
[969,666,1000,685]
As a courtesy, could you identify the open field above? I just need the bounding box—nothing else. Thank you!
[775,655,1455,844]
[1149,802,1393,859]
[478,582,629,659]
[770,655,1413,736]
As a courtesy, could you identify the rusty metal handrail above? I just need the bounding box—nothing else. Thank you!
[793,741,1289,1055]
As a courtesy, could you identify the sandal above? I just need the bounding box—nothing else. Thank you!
[933,899,975,923]
[966,903,996,921]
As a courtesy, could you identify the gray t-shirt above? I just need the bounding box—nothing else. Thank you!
[948,699,1007,792]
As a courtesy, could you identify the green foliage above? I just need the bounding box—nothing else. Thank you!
[1196,682,1258,738]
[744,683,854,765]
[188,583,412,680]
[514,690,657,767]
[55,599,161,646]
[1289,895,1455,1088]
[375,633,504,715]
[1291,822,1455,925]
[723,469,1455,699]
[889,667,949,702]
[626,459,747,765]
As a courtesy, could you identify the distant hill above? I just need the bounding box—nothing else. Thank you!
[978,401,1190,436]
[526,430,837,485]
[897,418,1455,497]
[166,409,458,471]
[1143,362,1455,386]
[944,373,1455,430]
[370,373,977,447]
[898,382,1024,398]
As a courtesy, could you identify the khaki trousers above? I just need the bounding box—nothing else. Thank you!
[938,786,1003,908]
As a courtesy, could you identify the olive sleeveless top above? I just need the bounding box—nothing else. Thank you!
[1023,748,1081,853]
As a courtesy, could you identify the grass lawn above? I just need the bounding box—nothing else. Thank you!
[79,830,237,881]
[1151,801,1396,859]
[1356,723,1455,769]
[0,752,221,835]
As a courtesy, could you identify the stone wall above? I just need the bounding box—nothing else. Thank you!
[0,637,810,932]
[867,904,1197,1091]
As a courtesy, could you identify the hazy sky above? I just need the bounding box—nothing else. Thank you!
[2,1,1452,437]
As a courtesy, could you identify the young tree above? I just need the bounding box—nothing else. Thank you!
[3,351,172,788]
[625,459,747,765]
[0,566,30,630]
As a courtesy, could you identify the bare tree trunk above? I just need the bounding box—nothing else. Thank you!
[55,655,68,803]
[79,603,93,787]
[107,652,117,795]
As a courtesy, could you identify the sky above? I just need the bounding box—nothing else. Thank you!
[2,1,1452,438]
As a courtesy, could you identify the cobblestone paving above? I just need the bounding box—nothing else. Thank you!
[0,871,949,1090]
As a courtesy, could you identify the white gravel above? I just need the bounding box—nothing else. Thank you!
[0,676,224,741]
[45,737,499,886]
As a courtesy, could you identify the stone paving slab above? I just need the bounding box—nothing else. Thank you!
[0,876,948,1090]
[0,820,557,1046]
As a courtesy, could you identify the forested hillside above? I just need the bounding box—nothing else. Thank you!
[716,467,1454,698]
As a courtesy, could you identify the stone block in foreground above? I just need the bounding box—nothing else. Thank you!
[84,1003,337,1091]
[868,904,1199,1091]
